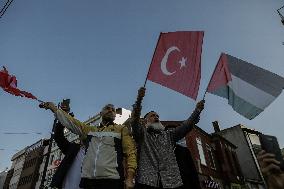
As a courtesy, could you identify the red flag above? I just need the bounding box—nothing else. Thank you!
[147,31,204,99]
[206,53,232,93]
[0,66,37,99]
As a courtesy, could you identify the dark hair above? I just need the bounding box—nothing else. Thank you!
[144,111,156,119]
[102,104,115,111]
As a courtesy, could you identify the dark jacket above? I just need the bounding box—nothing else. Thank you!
[131,96,201,188]
[50,122,81,188]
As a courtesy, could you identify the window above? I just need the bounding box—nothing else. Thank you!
[19,178,23,186]
[29,174,33,182]
[33,157,37,165]
[232,151,242,176]
[196,137,207,166]
[225,148,236,174]
[206,144,216,169]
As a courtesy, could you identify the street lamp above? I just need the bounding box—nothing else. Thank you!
[277,5,284,25]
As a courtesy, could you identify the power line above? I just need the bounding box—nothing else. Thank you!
[277,5,284,25]
[0,0,15,19]
[0,0,9,14]
[0,148,19,151]
[1,132,42,135]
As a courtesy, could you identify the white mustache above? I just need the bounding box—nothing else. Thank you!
[146,122,165,131]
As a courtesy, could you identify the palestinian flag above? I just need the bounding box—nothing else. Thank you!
[207,53,284,120]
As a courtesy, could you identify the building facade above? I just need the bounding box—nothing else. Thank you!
[9,148,27,189]
[187,125,244,189]
[17,139,48,189]
[216,124,266,189]
[3,168,14,189]
[162,121,244,189]
[0,170,8,188]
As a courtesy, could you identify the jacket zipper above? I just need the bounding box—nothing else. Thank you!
[93,137,102,177]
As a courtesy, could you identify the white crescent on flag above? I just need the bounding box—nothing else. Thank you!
[160,46,187,76]
[160,46,180,76]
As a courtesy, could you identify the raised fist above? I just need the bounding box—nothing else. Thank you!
[137,87,146,99]
[195,100,205,112]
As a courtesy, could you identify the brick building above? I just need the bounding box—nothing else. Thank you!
[162,121,244,189]
[216,124,266,189]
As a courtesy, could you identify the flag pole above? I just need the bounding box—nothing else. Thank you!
[202,53,224,101]
[143,33,162,88]
[37,99,44,103]
[202,91,207,101]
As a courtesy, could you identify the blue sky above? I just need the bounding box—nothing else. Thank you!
[0,0,284,171]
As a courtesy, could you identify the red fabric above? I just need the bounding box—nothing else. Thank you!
[147,31,204,100]
[0,66,37,99]
[0,67,9,88]
[207,53,232,93]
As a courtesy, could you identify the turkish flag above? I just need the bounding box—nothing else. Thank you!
[147,31,204,100]
[0,66,37,99]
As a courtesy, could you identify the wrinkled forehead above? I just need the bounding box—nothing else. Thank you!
[102,104,115,111]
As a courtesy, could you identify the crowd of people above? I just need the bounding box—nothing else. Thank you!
[39,87,283,189]
[39,87,204,189]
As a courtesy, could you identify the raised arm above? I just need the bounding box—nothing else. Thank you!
[40,102,89,137]
[174,100,205,141]
[130,87,146,141]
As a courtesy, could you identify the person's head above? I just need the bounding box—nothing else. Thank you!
[100,104,116,123]
[60,99,70,113]
[144,111,164,131]
[144,111,159,124]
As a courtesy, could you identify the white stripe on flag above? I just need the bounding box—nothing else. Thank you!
[228,75,276,110]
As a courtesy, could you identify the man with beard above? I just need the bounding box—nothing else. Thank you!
[40,102,137,189]
[131,87,205,189]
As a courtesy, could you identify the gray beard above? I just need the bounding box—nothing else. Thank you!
[146,122,165,131]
